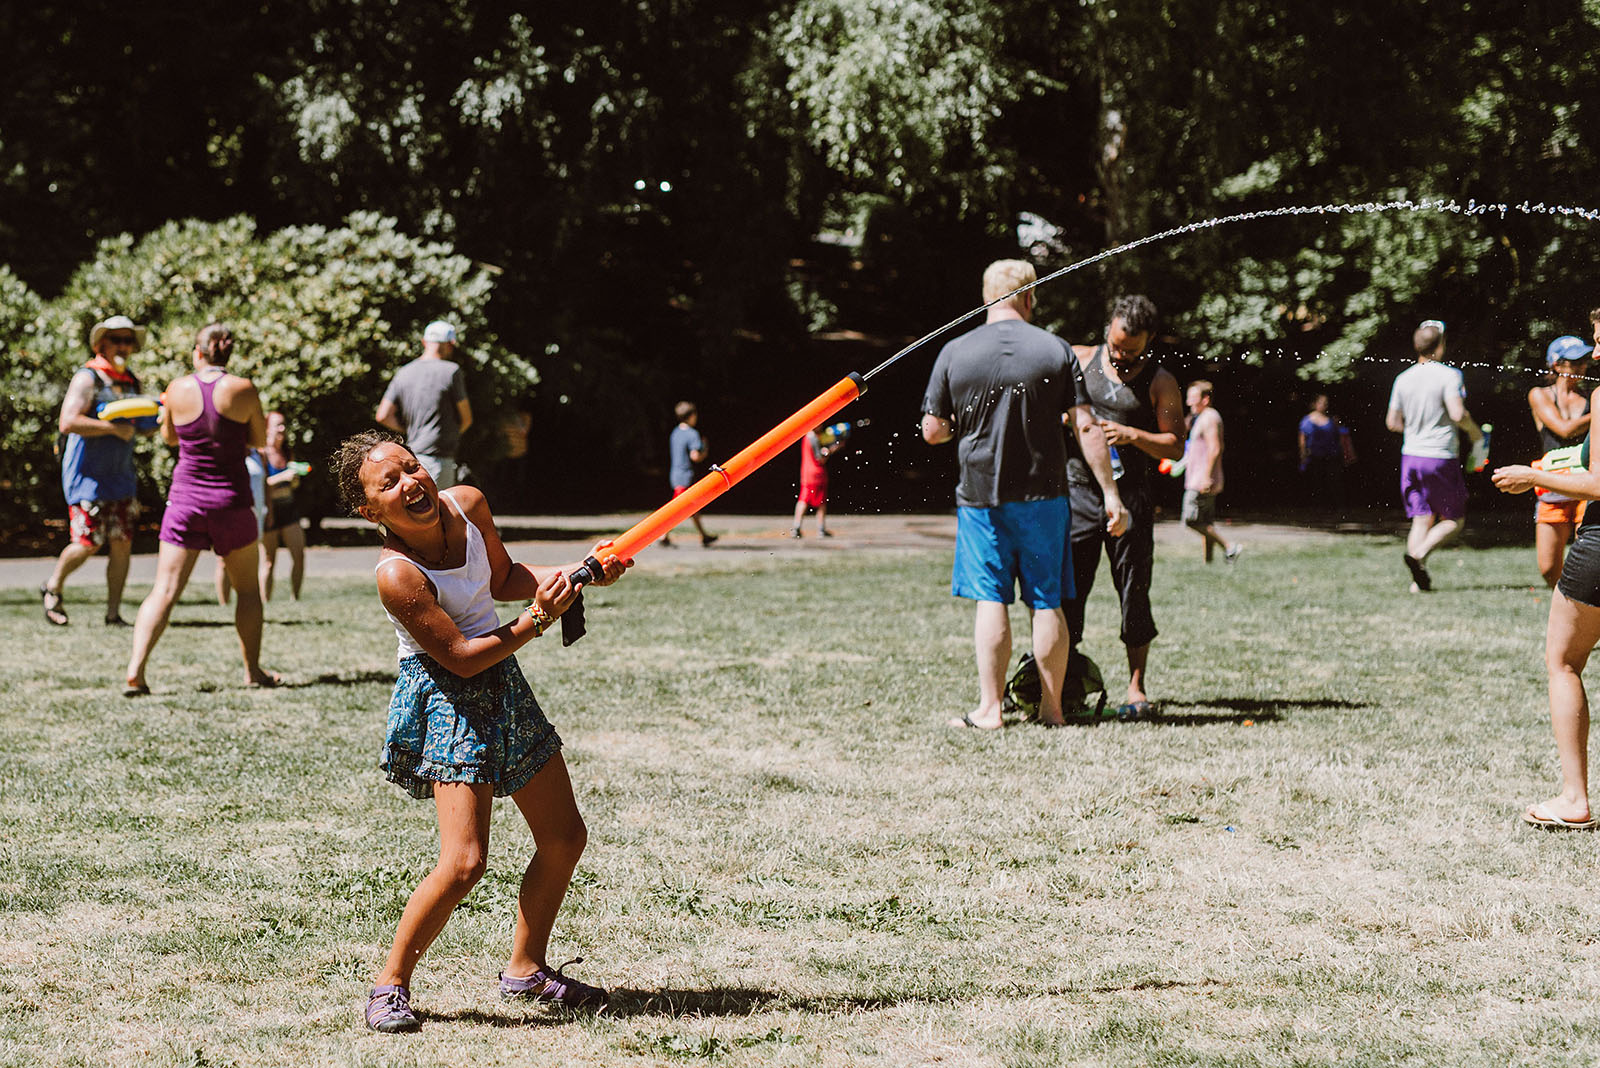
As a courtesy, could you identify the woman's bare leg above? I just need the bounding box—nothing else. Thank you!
[504,754,588,976]
[125,542,202,689]
[259,528,280,602]
[1536,521,1572,589]
[220,540,274,685]
[375,783,493,989]
[1536,589,1600,822]
[281,522,307,599]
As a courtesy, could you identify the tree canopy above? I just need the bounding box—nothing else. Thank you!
[5,0,1600,528]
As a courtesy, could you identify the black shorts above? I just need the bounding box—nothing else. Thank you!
[1558,524,1600,607]
[268,493,301,531]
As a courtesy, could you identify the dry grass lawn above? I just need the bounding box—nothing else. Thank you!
[0,528,1595,1066]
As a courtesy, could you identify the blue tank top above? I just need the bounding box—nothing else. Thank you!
[61,367,141,505]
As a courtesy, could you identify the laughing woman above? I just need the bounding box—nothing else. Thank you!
[329,430,628,1033]
[1494,387,1600,830]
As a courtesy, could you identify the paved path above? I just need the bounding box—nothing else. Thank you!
[0,512,1344,591]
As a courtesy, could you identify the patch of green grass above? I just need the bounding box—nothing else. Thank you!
[1,531,1599,1065]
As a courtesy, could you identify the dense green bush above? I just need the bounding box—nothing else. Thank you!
[6,213,537,532]
[0,267,51,533]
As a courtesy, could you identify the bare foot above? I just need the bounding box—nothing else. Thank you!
[247,671,282,689]
[949,710,1002,730]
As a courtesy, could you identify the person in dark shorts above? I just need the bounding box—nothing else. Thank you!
[661,401,717,547]
[260,410,308,600]
[1526,334,1594,587]
[123,324,277,696]
[328,431,628,1032]
[1493,381,1600,830]
[1181,380,1240,564]
[1385,319,1485,592]
[923,259,1126,730]
[1297,394,1354,511]
[1064,295,1186,720]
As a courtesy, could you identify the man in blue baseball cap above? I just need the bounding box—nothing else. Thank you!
[1526,333,1595,586]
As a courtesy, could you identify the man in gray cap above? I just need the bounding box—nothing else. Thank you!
[375,320,474,488]
[40,315,157,626]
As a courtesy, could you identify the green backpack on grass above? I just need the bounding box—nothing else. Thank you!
[1002,650,1110,721]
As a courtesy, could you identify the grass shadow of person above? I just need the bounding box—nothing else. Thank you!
[310,669,397,687]
[1151,695,1367,725]
[599,985,901,1018]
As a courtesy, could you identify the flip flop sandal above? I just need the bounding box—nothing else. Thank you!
[1522,803,1597,830]
[40,585,67,626]
[122,682,150,698]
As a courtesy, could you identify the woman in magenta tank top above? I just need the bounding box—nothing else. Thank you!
[124,324,279,695]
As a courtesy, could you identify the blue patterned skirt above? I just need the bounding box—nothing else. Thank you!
[382,653,562,800]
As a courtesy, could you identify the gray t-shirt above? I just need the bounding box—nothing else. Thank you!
[668,424,704,488]
[1387,360,1465,459]
[921,320,1090,508]
[381,359,468,458]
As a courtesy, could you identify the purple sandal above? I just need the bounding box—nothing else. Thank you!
[499,957,608,1010]
[365,984,420,1032]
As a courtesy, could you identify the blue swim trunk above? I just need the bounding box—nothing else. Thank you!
[953,498,1071,608]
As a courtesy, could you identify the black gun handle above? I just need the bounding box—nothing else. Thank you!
[560,592,586,646]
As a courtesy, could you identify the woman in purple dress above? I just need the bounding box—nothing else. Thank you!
[124,323,278,695]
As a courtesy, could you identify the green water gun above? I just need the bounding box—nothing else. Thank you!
[1532,439,1589,495]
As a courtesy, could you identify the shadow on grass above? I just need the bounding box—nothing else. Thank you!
[601,986,897,1017]
[425,1007,566,1029]
[166,617,327,627]
[438,978,1228,1024]
[1148,696,1368,725]
[310,669,396,687]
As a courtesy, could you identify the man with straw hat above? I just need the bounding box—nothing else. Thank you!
[40,315,155,626]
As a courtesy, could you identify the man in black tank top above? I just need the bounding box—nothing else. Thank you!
[1063,295,1186,717]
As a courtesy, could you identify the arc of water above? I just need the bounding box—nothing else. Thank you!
[862,197,1600,383]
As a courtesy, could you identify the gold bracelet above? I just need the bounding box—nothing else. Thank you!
[523,602,552,636]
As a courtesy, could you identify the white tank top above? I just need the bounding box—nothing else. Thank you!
[379,491,501,661]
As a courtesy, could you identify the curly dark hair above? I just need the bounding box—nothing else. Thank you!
[1109,294,1159,337]
[330,429,405,516]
